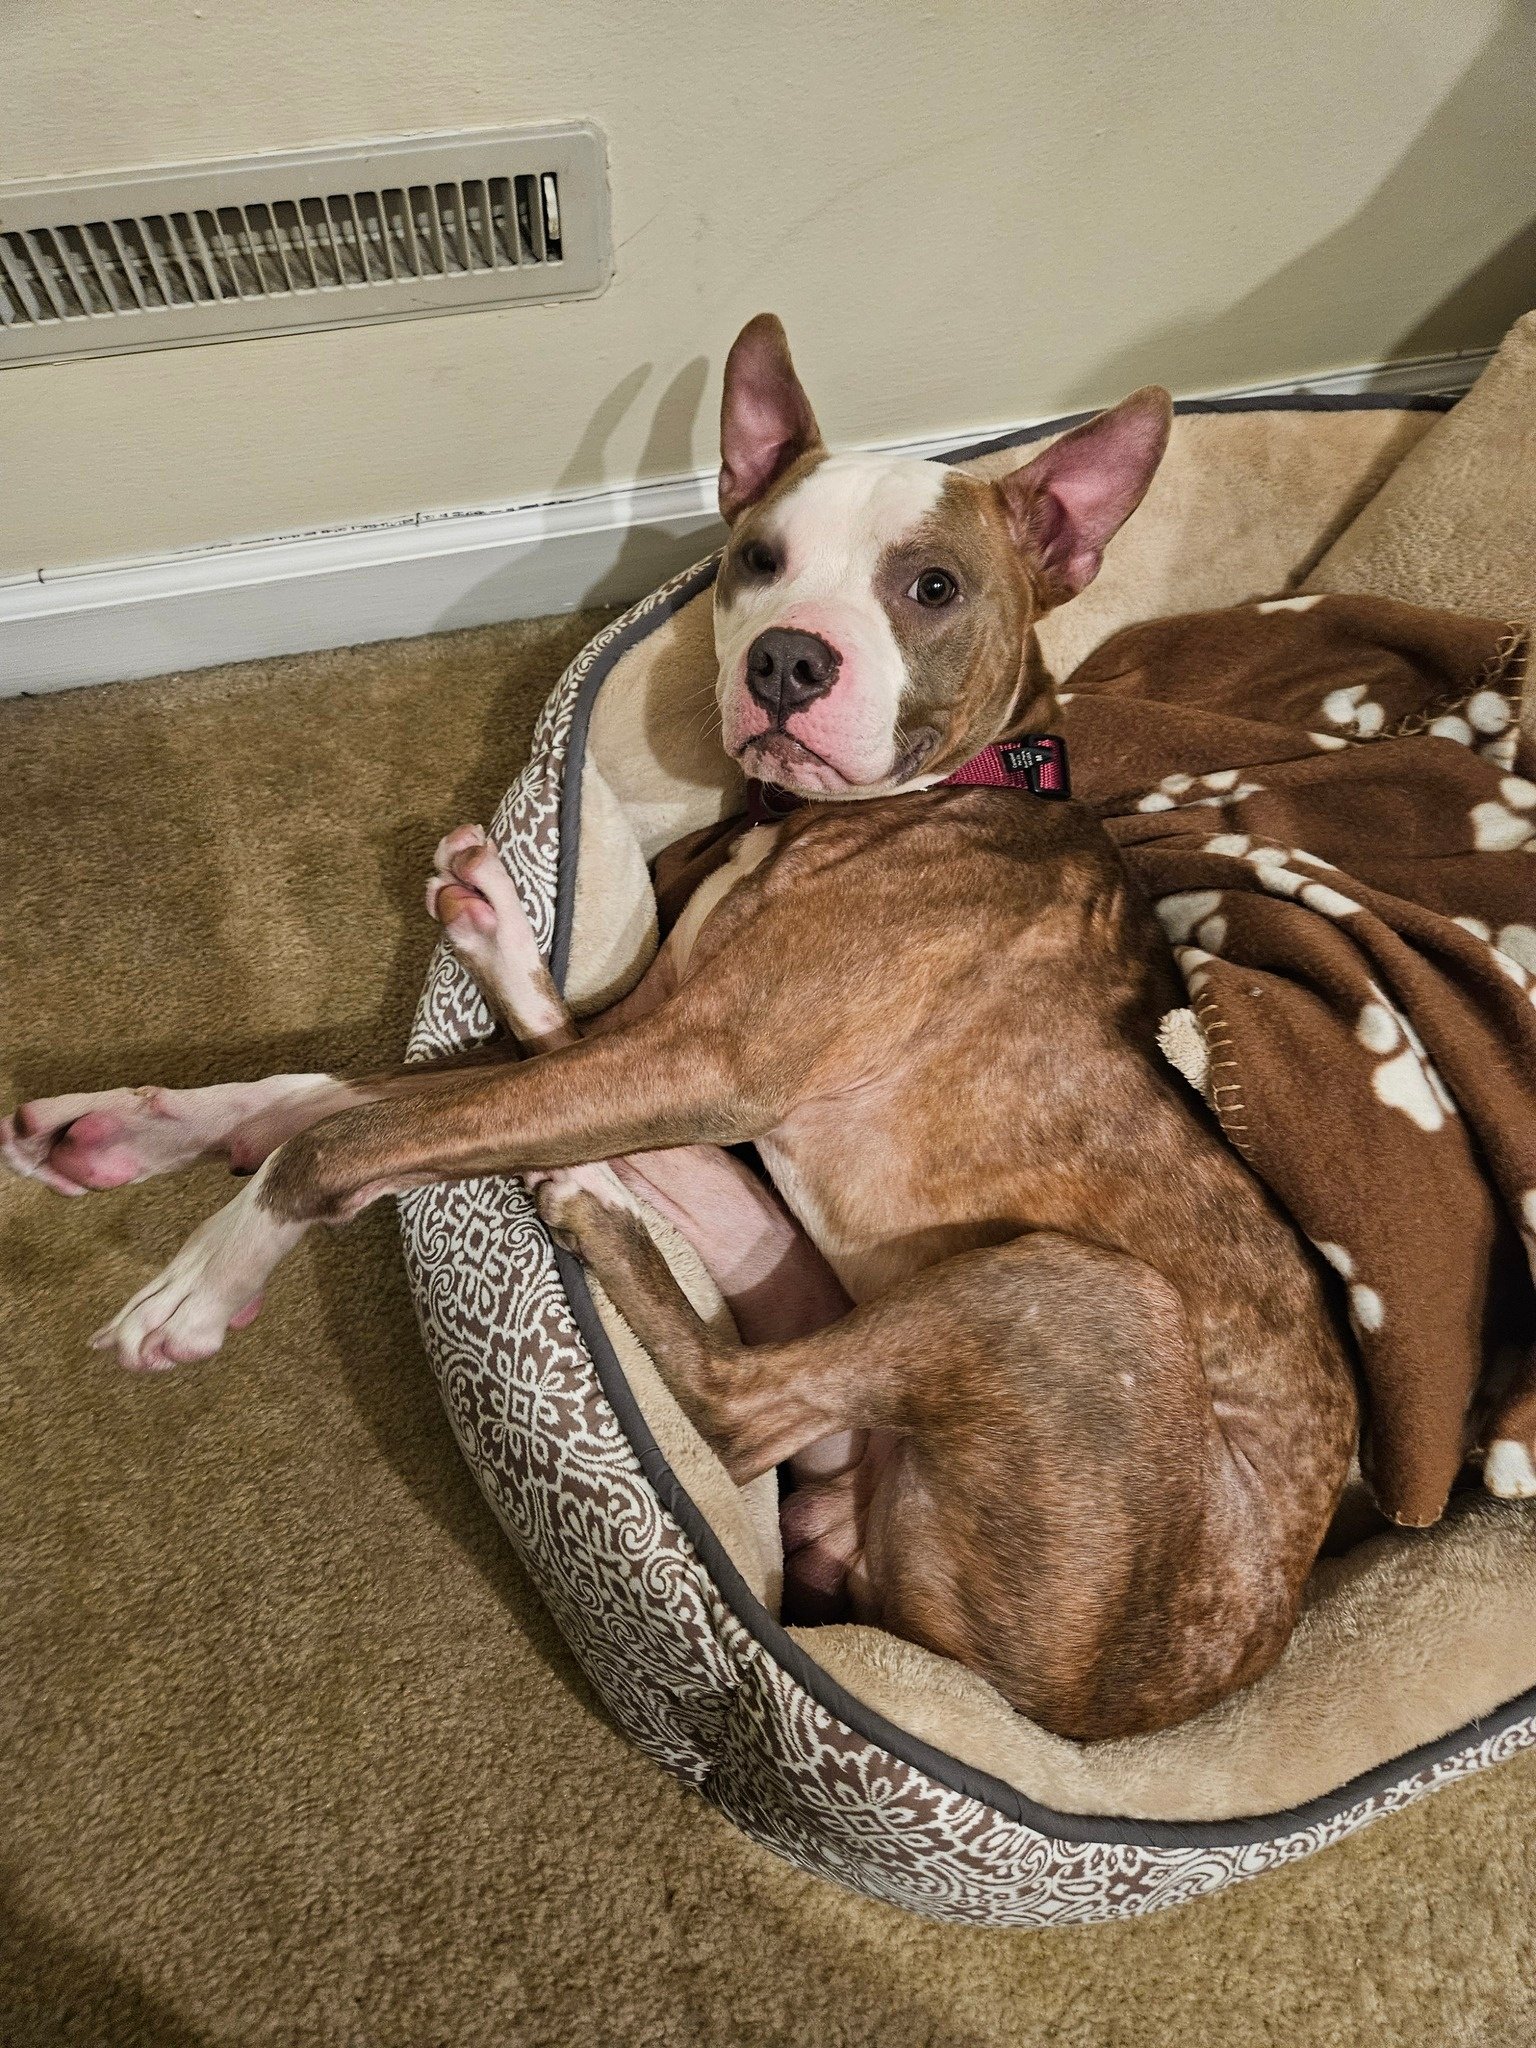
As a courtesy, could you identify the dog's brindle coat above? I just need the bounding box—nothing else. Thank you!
[2,317,1357,1740]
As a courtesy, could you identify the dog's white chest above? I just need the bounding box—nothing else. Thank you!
[665,823,779,979]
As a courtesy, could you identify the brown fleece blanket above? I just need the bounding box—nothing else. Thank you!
[659,593,1536,1529]
[1067,593,1536,1525]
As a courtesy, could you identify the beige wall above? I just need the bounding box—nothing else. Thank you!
[3,0,1535,580]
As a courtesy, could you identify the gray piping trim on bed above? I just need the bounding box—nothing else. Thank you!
[938,387,1460,469]
[547,391,1536,1849]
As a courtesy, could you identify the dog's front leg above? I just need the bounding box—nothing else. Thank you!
[264,1000,770,1219]
[424,822,852,1350]
[94,1004,774,1370]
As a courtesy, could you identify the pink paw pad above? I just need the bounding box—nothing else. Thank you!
[50,1112,141,1190]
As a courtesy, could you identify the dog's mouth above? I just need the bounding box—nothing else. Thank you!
[738,725,943,798]
[738,730,855,795]
[890,727,941,783]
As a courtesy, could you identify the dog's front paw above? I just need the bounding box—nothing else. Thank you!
[2,1087,217,1194]
[425,826,568,1045]
[426,824,504,944]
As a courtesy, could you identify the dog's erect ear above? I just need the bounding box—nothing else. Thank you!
[996,387,1173,602]
[718,314,823,525]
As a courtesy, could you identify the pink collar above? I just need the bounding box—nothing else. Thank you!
[746,733,1069,824]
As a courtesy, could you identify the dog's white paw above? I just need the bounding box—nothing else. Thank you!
[0,1078,328,1194]
[91,1164,301,1371]
[2,1086,221,1194]
[425,825,568,1044]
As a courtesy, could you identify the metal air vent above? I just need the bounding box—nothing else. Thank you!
[0,123,611,366]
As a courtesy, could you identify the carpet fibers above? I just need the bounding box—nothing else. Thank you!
[2,616,1534,2047]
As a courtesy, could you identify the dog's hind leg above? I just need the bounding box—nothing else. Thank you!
[86,952,807,1370]
[532,1166,874,1477]
[71,831,843,1386]
[539,1177,1329,1734]
[1484,1367,1536,1499]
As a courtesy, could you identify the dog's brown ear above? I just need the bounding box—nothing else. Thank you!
[718,314,823,525]
[996,387,1173,603]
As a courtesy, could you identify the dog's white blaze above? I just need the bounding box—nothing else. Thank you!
[713,453,949,772]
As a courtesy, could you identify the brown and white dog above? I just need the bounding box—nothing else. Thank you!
[1,318,1358,1740]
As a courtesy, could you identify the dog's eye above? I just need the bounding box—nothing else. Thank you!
[740,539,779,577]
[909,567,959,607]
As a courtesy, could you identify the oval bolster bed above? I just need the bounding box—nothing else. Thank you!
[400,336,1536,1928]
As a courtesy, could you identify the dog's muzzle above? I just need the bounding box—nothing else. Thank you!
[744,628,842,725]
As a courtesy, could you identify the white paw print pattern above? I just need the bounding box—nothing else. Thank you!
[1495,924,1536,974]
[1200,836,1362,919]
[1156,890,1228,954]
[1485,1188,1536,1501]
[1469,775,1536,852]
[1311,1238,1385,1338]
[1355,981,1457,1133]
[1321,681,1386,738]
[1154,886,1227,995]
[1428,689,1521,770]
[1487,935,1536,994]
[1172,944,1219,996]
[1137,768,1265,814]
[1449,916,1536,1008]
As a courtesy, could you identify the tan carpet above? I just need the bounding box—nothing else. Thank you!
[2,616,1534,2048]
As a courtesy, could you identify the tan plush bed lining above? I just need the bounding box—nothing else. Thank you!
[555,395,1536,1824]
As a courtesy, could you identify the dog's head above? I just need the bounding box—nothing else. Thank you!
[712,314,1171,797]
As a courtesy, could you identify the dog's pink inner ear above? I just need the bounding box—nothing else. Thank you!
[998,387,1173,599]
[719,314,823,525]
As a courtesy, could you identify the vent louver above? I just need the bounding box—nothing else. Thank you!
[0,124,610,365]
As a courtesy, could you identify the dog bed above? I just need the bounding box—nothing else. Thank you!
[400,342,1536,1926]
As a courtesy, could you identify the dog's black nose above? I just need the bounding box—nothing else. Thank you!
[744,629,841,722]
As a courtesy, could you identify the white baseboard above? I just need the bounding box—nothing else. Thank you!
[0,347,1492,698]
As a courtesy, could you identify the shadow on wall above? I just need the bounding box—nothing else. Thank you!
[436,353,723,633]
[447,1,1536,632]
[1059,0,1536,404]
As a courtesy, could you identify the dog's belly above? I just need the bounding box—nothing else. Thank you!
[755,1132,906,1304]
[755,1106,1006,1305]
